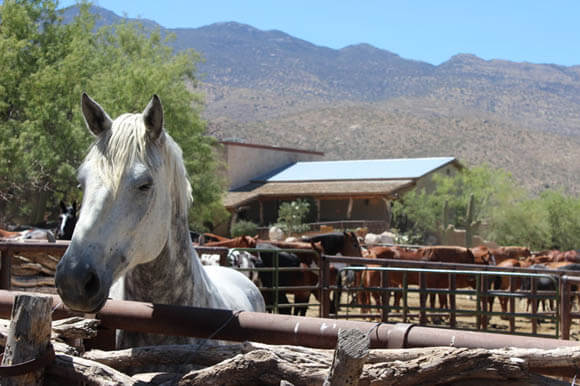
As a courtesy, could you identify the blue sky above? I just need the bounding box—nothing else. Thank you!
[58,0,580,66]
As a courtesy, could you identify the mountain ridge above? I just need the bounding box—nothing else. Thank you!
[62,5,580,194]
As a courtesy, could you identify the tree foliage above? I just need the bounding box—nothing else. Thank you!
[276,199,311,236]
[392,164,523,241]
[230,220,258,238]
[489,190,580,250]
[0,0,226,228]
[393,164,580,250]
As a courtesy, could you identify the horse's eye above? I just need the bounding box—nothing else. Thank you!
[139,183,152,192]
[77,184,83,191]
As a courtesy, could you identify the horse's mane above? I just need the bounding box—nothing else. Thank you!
[82,112,192,214]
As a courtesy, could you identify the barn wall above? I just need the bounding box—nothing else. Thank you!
[350,198,388,221]
[319,199,347,221]
[414,163,461,192]
[221,143,323,190]
[319,198,388,222]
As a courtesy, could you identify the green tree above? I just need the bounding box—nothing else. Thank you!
[230,220,258,238]
[392,164,524,243]
[540,190,580,250]
[0,1,226,229]
[276,199,311,236]
[486,197,551,250]
[491,190,580,251]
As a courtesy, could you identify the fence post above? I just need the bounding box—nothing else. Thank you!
[273,251,280,314]
[481,275,489,330]
[402,273,408,323]
[449,274,456,328]
[560,276,570,340]
[380,270,389,322]
[508,276,516,333]
[531,277,537,335]
[321,255,330,318]
[475,275,481,330]
[419,272,427,325]
[0,248,12,290]
[1,294,53,385]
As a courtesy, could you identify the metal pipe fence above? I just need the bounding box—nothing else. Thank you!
[333,265,560,338]
[3,240,580,339]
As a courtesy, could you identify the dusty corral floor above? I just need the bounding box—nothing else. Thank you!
[295,290,580,341]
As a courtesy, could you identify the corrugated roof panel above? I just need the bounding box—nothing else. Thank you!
[255,157,456,182]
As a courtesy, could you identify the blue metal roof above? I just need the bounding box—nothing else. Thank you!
[254,157,457,182]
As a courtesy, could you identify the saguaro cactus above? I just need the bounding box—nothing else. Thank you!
[465,194,476,248]
[440,200,449,244]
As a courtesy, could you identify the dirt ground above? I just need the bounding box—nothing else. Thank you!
[296,289,580,341]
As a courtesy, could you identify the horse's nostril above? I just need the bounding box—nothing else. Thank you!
[84,271,100,297]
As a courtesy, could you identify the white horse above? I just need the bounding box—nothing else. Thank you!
[55,93,265,347]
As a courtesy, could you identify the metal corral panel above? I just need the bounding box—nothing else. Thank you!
[255,157,457,182]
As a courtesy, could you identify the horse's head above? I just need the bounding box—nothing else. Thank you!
[56,200,77,240]
[343,231,363,257]
[55,93,191,313]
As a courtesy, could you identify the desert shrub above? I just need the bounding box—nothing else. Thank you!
[230,220,258,237]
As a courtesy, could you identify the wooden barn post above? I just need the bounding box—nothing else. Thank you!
[0,294,53,386]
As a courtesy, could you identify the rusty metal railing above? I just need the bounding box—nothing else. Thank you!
[334,265,560,338]
[3,240,580,340]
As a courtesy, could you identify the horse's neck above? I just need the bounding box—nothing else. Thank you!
[124,215,215,308]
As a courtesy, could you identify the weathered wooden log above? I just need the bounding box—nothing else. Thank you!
[11,262,55,277]
[132,371,182,385]
[12,254,60,271]
[361,347,567,385]
[0,295,53,386]
[178,349,327,386]
[0,318,88,357]
[10,275,55,288]
[324,328,369,386]
[45,354,138,385]
[52,317,100,341]
[83,342,247,374]
[184,343,572,385]
[79,339,580,383]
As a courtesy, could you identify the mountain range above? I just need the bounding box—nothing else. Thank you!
[63,6,580,194]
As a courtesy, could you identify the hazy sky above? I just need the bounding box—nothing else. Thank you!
[58,0,580,66]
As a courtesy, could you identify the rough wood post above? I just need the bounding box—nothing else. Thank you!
[324,328,369,386]
[0,249,12,290]
[0,294,53,386]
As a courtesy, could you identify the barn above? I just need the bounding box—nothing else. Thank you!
[218,141,462,234]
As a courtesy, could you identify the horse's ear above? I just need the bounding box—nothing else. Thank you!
[72,201,77,214]
[81,93,112,137]
[60,200,66,212]
[143,94,163,141]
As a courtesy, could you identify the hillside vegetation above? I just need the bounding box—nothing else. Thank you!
[68,6,580,194]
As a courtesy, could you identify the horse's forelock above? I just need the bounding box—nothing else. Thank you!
[82,113,192,211]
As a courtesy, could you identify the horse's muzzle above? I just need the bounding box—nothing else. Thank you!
[55,249,110,313]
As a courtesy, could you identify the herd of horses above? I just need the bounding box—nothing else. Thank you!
[199,231,363,316]
[358,244,580,320]
[198,235,580,322]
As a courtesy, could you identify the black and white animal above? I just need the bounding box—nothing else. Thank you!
[56,201,78,240]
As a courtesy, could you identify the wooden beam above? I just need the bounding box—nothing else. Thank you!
[346,198,353,220]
